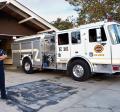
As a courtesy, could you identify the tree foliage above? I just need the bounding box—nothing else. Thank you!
[66,0,120,25]
[52,18,73,30]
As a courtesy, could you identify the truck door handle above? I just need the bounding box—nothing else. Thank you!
[101,43,106,46]
[75,51,78,53]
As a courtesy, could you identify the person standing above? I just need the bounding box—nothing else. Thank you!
[0,49,7,99]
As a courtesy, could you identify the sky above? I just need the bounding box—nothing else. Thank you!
[17,0,78,22]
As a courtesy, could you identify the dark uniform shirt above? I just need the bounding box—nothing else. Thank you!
[0,49,7,98]
[0,49,6,66]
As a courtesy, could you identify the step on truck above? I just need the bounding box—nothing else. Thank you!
[12,21,120,81]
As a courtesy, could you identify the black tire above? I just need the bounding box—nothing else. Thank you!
[68,60,91,81]
[22,58,33,74]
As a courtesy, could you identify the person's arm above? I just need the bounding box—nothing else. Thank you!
[0,55,7,61]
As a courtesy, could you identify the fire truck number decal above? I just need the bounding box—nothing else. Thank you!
[94,45,104,53]
[59,47,68,51]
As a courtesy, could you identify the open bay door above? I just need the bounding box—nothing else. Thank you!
[0,36,13,64]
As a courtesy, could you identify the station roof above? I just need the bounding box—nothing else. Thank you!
[0,0,59,33]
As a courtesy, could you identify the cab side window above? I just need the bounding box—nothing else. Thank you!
[89,27,107,42]
[89,29,97,42]
[71,31,81,44]
[101,27,107,41]
[58,33,69,45]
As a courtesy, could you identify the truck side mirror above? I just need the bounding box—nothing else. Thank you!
[96,28,102,42]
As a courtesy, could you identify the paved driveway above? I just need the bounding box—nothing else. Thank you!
[1,67,120,112]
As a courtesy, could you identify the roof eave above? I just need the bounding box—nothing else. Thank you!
[0,0,59,32]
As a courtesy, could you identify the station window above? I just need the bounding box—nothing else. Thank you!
[89,27,107,42]
[71,31,81,44]
[58,33,69,45]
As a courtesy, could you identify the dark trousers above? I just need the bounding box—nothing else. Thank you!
[0,65,6,98]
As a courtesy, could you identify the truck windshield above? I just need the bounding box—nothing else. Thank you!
[108,24,120,44]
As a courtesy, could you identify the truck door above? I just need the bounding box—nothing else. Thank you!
[108,24,120,71]
[70,30,85,57]
[56,32,70,68]
[87,27,112,72]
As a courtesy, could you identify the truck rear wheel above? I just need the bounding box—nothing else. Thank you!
[68,60,91,81]
[22,58,33,74]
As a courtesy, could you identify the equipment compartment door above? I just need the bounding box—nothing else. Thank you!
[33,38,41,66]
[43,35,56,69]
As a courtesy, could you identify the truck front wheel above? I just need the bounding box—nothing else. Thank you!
[22,59,33,74]
[68,60,91,81]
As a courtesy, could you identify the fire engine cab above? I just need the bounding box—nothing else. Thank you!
[12,21,120,81]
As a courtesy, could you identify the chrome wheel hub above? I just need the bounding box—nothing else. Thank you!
[25,62,30,71]
[73,65,84,78]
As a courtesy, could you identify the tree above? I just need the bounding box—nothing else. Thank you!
[66,0,120,25]
[52,18,73,30]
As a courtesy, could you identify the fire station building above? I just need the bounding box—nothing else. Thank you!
[0,0,58,64]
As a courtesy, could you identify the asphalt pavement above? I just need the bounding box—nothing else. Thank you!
[0,66,120,112]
